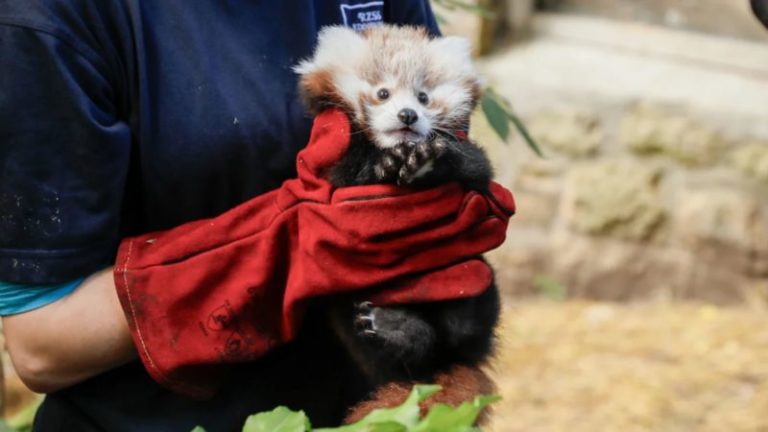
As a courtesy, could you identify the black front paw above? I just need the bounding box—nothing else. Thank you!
[353,301,377,337]
[353,302,437,366]
[372,136,448,185]
[372,143,409,182]
[397,137,448,185]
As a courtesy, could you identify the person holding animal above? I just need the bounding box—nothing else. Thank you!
[0,0,513,430]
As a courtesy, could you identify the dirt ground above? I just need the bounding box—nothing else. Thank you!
[4,299,768,430]
[488,300,768,432]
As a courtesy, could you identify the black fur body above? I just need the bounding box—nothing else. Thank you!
[326,128,501,386]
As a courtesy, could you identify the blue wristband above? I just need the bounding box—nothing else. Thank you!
[0,278,84,316]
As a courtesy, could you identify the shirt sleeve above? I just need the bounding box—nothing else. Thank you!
[0,278,84,316]
[0,23,131,285]
[385,0,442,36]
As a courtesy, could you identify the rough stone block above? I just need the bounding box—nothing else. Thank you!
[529,110,603,157]
[489,245,549,298]
[550,233,692,301]
[564,160,666,240]
[730,141,768,183]
[511,190,560,227]
[620,106,726,166]
[674,187,768,277]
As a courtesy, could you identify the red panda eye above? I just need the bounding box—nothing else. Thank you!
[377,88,390,100]
[417,92,429,105]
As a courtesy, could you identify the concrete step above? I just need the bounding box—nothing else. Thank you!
[481,13,768,139]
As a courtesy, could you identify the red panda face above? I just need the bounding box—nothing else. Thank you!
[365,80,433,148]
[295,25,482,149]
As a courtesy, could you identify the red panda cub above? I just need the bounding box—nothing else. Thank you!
[295,24,500,419]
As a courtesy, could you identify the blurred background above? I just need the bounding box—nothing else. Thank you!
[438,0,768,430]
[2,1,768,431]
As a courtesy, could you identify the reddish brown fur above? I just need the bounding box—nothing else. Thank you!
[466,79,482,111]
[344,365,496,425]
[299,69,353,116]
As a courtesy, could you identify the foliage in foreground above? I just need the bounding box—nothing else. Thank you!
[194,385,499,432]
[0,395,42,432]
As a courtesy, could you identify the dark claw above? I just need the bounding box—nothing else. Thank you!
[354,314,373,326]
[415,142,432,160]
[374,164,388,180]
[381,154,397,170]
[354,301,377,337]
[354,318,373,334]
[406,151,420,171]
[433,138,447,154]
[397,165,411,185]
[391,143,409,160]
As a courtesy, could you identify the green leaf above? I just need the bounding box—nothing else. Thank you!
[413,395,500,432]
[237,385,501,432]
[6,397,42,432]
[190,427,207,432]
[317,385,442,432]
[357,385,440,428]
[367,422,409,432]
[483,87,544,157]
[481,92,510,143]
[507,109,544,157]
[242,406,311,432]
[431,0,453,10]
[433,12,449,25]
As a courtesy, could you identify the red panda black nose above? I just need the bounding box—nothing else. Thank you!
[398,108,418,126]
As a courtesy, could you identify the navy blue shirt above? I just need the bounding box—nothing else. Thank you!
[0,0,439,430]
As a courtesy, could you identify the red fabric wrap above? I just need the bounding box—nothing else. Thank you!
[114,109,515,398]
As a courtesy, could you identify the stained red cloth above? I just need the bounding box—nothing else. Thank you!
[114,109,515,398]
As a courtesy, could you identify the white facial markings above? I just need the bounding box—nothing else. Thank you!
[368,86,433,148]
[430,84,472,122]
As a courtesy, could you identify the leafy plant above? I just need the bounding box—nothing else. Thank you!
[194,385,499,432]
[0,397,41,432]
[430,1,543,156]
[481,88,543,157]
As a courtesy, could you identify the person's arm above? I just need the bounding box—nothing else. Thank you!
[2,268,136,393]
[0,16,134,392]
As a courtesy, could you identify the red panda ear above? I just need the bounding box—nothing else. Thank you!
[429,36,481,86]
[429,36,473,69]
[467,78,483,111]
[298,69,346,115]
[295,26,369,115]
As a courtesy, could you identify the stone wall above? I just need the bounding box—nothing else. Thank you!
[477,104,768,304]
[541,0,768,42]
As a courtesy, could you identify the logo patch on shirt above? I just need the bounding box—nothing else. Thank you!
[340,1,384,31]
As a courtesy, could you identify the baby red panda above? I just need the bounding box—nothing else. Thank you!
[294,25,500,423]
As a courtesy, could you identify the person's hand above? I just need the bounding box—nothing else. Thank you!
[114,109,514,398]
